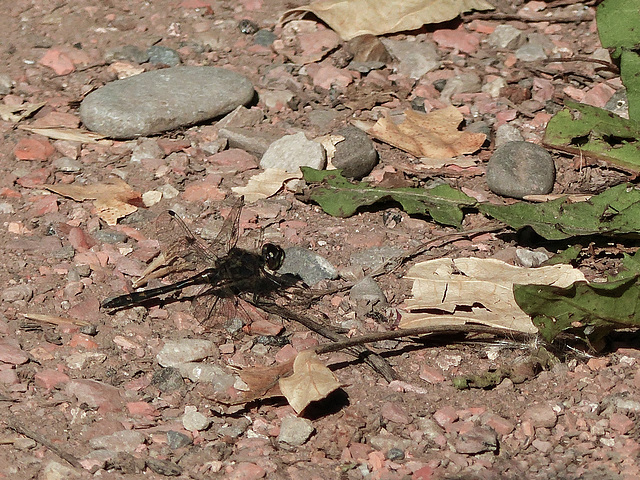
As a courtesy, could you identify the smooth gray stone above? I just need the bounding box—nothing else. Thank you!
[279,247,338,285]
[147,45,181,66]
[80,66,255,139]
[332,125,378,179]
[486,141,555,199]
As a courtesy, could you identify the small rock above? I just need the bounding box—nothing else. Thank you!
[130,138,164,163]
[488,25,526,50]
[350,276,387,306]
[89,430,145,452]
[347,34,392,64]
[369,434,413,452]
[466,121,491,139]
[259,132,326,172]
[494,124,524,147]
[218,127,280,157]
[386,447,405,461]
[380,401,411,424]
[52,157,82,172]
[515,42,548,62]
[381,39,440,79]
[331,126,378,179]
[486,141,555,199]
[531,439,553,454]
[166,430,193,449]
[216,105,263,129]
[523,403,558,428]
[277,416,315,446]
[147,45,181,66]
[152,367,184,392]
[182,406,211,432]
[515,248,549,268]
[0,74,12,95]
[279,247,339,285]
[80,66,254,138]
[156,339,214,367]
[176,361,233,384]
[40,460,82,480]
[254,29,277,47]
[0,338,29,365]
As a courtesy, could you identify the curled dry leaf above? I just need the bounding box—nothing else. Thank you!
[0,102,46,123]
[44,177,142,226]
[232,168,303,202]
[400,258,587,334]
[355,106,486,159]
[279,350,342,414]
[280,0,494,40]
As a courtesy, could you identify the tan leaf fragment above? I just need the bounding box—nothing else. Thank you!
[44,177,141,226]
[280,0,494,40]
[232,168,303,202]
[399,258,587,334]
[360,106,486,158]
[0,102,46,123]
[22,313,91,327]
[18,125,109,144]
[279,350,342,414]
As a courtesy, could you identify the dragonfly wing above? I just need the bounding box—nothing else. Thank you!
[209,196,243,259]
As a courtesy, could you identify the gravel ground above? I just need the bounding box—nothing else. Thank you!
[1,0,639,479]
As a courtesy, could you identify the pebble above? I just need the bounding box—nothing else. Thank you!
[167,430,193,449]
[380,39,441,79]
[386,448,405,461]
[349,276,387,306]
[52,157,82,173]
[156,339,215,367]
[369,434,413,452]
[486,141,555,199]
[146,458,183,476]
[279,247,339,285]
[40,461,82,480]
[1,284,34,302]
[0,338,29,365]
[0,74,12,95]
[515,42,548,62]
[89,430,145,452]
[147,45,181,66]
[488,25,526,50]
[523,403,558,428]
[218,127,280,156]
[80,66,255,138]
[176,361,234,384]
[277,416,315,446]
[454,426,498,454]
[182,406,211,431]
[105,45,149,64]
[331,126,378,179]
[151,366,184,392]
[130,138,164,163]
[259,132,326,172]
[254,29,277,47]
[66,379,123,411]
[494,124,524,147]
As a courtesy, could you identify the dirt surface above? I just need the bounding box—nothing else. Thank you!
[1,0,639,479]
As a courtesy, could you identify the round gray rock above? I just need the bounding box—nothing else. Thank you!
[332,126,378,179]
[486,141,555,199]
[79,66,255,139]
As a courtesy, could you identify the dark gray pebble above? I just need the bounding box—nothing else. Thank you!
[332,126,378,179]
[254,29,277,46]
[486,141,555,199]
[147,45,181,66]
[279,247,338,285]
[166,430,192,449]
[152,367,184,393]
[80,66,255,139]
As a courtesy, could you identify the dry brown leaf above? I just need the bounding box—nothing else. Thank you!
[22,313,90,327]
[400,258,586,334]
[359,106,486,158]
[44,177,142,226]
[232,168,303,202]
[18,125,108,144]
[280,0,494,40]
[279,350,342,414]
[0,102,46,123]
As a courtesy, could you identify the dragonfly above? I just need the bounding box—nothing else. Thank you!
[101,197,288,312]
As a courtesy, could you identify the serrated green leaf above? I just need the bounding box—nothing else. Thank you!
[514,276,640,343]
[300,167,476,226]
[480,184,640,240]
[597,0,640,61]
[543,101,640,171]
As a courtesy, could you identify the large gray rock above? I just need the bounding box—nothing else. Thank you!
[80,66,255,139]
[486,141,555,199]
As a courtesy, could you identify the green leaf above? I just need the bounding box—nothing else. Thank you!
[620,50,640,122]
[597,0,640,61]
[543,101,640,171]
[480,183,640,240]
[300,167,476,226]
[514,276,640,343]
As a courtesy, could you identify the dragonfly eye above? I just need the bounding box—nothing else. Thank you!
[262,243,285,270]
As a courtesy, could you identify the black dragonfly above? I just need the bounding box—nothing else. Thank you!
[101,197,290,313]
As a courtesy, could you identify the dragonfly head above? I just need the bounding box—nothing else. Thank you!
[262,243,285,271]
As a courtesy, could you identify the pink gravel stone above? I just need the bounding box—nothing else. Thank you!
[433,406,459,427]
[127,401,160,418]
[182,176,226,202]
[532,439,553,453]
[227,461,266,480]
[39,47,75,75]
[66,379,124,412]
[0,338,29,365]
[381,401,412,424]
[433,27,480,54]
[482,413,515,436]
[523,403,557,428]
[14,137,56,161]
[35,369,70,390]
[610,413,634,435]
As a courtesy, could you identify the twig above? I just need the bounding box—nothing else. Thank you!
[461,11,595,23]
[257,303,399,382]
[5,416,83,470]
